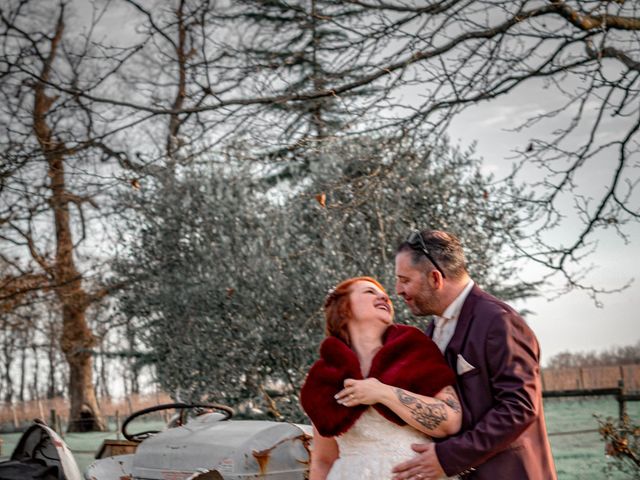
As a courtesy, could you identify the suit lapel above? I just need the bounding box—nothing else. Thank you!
[444,285,482,367]
[425,317,436,338]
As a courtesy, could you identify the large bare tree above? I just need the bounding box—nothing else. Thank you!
[1,0,637,425]
[91,0,640,294]
[0,1,134,430]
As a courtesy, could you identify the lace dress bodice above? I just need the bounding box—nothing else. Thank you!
[327,408,433,480]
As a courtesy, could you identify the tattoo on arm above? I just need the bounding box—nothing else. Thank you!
[441,386,461,413]
[394,388,448,430]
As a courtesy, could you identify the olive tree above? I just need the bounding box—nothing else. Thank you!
[115,132,533,420]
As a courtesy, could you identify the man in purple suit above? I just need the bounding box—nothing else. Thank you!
[391,229,556,480]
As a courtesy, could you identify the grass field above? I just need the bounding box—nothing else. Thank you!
[0,418,167,474]
[545,397,639,479]
[1,398,638,478]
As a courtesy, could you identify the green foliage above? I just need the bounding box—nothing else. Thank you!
[115,133,535,421]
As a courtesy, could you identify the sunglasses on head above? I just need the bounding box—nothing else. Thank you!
[406,230,446,278]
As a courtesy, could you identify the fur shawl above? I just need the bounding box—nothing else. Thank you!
[300,324,455,437]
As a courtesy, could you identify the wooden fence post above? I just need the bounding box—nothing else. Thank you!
[57,412,64,438]
[37,399,45,422]
[617,379,626,422]
[50,409,57,433]
[11,405,19,431]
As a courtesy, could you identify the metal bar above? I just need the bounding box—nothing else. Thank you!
[618,379,626,422]
[543,388,621,398]
[548,429,599,436]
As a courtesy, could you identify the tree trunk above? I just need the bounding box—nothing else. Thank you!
[127,323,140,395]
[65,338,104,432]
[98,339,111,399]
[51,183,104,431]
[47,324,57,399]
[18,338,26,403]
[53,248,104,431]
[50,237,105,432]
[32,344,40,400]
[31,6,104,432]
[2,334,15,404]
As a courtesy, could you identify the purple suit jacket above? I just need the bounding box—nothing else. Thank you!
[426,285,557,479]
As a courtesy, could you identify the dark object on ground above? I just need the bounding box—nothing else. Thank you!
[0,420,81,480]
[0,459,61,480]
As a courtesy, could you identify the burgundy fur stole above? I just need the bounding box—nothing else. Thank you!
[300,324,455,437]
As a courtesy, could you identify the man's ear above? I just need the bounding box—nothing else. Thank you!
[429,268,445,289]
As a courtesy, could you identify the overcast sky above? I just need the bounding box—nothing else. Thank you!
[448,84,639,365]
[70,1,639,366]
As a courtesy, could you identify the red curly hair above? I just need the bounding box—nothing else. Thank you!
[324,276,391,346]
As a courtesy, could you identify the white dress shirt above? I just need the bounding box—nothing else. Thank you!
[432,280,474,353]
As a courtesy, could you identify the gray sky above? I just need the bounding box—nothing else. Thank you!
[71,0,638,365]
[449,86,639,365]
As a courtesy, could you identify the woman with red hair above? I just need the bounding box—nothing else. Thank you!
[300,277,461,480]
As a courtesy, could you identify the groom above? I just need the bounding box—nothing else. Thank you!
[391,229,556,479]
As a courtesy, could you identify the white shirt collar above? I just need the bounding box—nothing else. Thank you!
[432,280,474,353]
[436,279,474,325]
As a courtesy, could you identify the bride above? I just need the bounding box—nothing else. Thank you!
[300,276,462,480]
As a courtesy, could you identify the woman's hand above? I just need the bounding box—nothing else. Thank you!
[335,378,389,406]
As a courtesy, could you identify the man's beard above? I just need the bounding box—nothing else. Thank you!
[409,285,439,316]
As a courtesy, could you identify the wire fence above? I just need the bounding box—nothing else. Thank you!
[0,391,172,433]
[1,365,639,434]
[542,364,640,438]
[542,364,640,392]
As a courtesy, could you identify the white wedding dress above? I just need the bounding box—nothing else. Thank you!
[327,407,437,480]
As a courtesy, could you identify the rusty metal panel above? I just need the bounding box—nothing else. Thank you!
[84,453,134,480]
[119,414,310,479]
